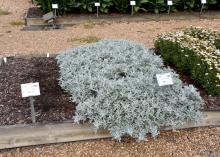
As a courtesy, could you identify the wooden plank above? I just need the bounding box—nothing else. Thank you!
[161,111,220,130]
[0,111,219,150]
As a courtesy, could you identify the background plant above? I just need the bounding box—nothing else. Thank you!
[35,0,220,14]
[57,40,203,141]
[35,0,52,13]
[144,0,167,14]
[112,0,129,13]
[155,27,220,95]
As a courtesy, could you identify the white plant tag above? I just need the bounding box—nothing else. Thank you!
[21,82,40,98]
[201,0,206,4]
[52,4,58,9]
[130,1,136,5]
[167,0,173,6]
[156,73,174,86]
[3,57,7,63]
[47,53,50,58]
[95,2,100,7]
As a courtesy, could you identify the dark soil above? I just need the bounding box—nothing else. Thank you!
[0,57,75,126]
[0,56,219,126]
[27,7,43,18]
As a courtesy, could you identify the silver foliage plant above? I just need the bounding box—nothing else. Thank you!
[56,40,203,141]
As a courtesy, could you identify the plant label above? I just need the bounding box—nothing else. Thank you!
[95,2,100,7]
[130,1,136,6]
[167,0,173,6]
[21,82,40,98]
[201,0,206,4]
[156,73,174,86]
[52,4,58,9]
[3,57,7,63]
[47,53,50,57]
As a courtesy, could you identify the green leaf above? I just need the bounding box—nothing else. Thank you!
[83,4,87,9]
[140,0,149,3]
[154,8,159,14]
[134,6,140,12]
[88,6,93,12]
[102,3,107,8]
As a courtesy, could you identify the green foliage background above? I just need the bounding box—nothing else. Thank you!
[35,0,220,14]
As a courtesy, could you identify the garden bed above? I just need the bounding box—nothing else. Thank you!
[0,55,219,126]
[0,57,75,126]
[25,7,220,27]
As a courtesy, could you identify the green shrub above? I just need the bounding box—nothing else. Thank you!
[57,40,203,141]
[215,38,220,49]
[35,0,52,13]
[155,27,220,95]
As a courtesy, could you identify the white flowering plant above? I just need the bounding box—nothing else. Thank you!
[57,40,203,141]
[155,27,220,95]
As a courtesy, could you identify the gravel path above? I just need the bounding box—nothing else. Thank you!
[0,127,219,157]
[0,1,220,156]
[0,1,220,56]
[0,19,220,57]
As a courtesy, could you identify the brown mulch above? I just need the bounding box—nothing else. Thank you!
[0,57,75,125]
[27,7,43,18]
[0,56,219,126]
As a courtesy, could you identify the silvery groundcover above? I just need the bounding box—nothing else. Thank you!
[56,40,203,141]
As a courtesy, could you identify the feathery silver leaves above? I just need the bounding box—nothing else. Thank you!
[56,40,203,141]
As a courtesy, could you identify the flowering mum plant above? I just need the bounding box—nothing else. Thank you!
[57,40,203,141]
[155,27,220,95]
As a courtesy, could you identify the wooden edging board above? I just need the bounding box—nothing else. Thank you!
[0,111,219,150]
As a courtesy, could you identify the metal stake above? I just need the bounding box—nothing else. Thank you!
[0,57,2,66]
[54,9,57,17]
[131,6,134,16]
[168,5,171,14]
[200,4,204,15]
[97,6,99,17]
[29,97,36,123]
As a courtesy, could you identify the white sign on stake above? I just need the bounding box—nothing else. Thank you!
[21,82,41,98]
[201,0,206,4]
[3,57,7,63]
[167,0,173,6]
[52,4,58,9]
[95,2,100,7]
[130,1,136,6]
[156,73,174,86]
[47,53,50,58]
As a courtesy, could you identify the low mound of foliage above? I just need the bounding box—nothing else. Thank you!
[155,27,220,96]
[57,40,203,141]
